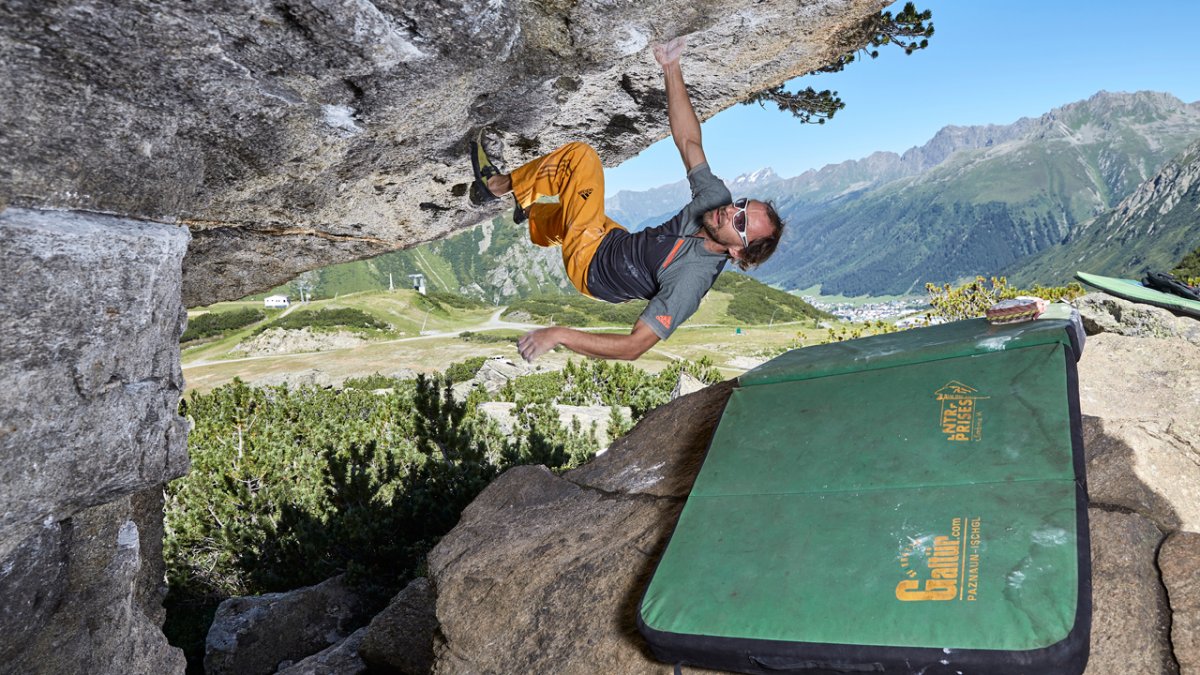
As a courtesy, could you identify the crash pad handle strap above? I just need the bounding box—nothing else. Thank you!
[748,655,885,672]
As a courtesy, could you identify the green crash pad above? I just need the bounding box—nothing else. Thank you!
[1077,271,1200,318]
[639,308,1090,674]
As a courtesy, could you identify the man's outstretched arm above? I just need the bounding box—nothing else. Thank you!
[655,37,707,172]
[517,320,661,362]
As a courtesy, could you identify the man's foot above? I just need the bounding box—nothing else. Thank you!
[469,129,527,223]
[469,128,501,206]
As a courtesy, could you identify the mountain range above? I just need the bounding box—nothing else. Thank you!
[298,91,1200,301]
[609,90,1200,295]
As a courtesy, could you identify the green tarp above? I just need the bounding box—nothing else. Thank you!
[1076,271,1200,318]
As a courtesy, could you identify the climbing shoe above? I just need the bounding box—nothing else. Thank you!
[469,128,501,206]
[469,128,527,223]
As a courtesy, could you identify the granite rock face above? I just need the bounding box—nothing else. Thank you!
[0,0,891,305]
[275,627,369,675]
[0,208,188,671]
[427,383,733,673]
[1085,509,1175,675]
[0,208,191,559]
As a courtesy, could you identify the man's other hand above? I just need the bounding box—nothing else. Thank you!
[518,327,560,362]
[653,37,686,68]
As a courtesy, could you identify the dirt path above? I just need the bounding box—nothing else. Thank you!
[183,308,542,369]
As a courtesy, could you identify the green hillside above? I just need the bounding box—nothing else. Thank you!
[1009,137,1200,285]
[267,213,573,302]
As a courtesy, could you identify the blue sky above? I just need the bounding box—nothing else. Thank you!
[606,0,1200,194]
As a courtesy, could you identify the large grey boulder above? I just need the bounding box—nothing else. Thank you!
[1085,509,1174,674]
[205,574,375,675]
[0,208,188,671]
[1,0,893,305]
[2,3,895,669]
[0,208,190,560]
[427,382,733,673]
[1077,334,1200,532]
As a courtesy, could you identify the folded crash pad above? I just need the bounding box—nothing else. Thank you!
[639,306,1090,675]
[1076,271,1200,318]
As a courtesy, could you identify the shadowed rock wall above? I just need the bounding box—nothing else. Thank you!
[0,0,888,305]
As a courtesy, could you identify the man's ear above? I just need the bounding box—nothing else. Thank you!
[728,246,744,261]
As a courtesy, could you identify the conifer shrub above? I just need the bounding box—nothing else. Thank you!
[444,356,488,383]
[265,307,389,333]
[458,330,516,344]
[180,308,265,342]
[342,373,414,390]
[925,276,1085,322]
[496,357,722,420]
[166,356,692,667]
[1173,245,1200,286]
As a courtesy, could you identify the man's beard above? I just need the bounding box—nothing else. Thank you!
[701,211,720,241]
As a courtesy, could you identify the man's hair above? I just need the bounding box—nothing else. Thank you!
[734,199,785,271]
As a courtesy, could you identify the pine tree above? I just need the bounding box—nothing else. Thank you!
[742,3,934,123]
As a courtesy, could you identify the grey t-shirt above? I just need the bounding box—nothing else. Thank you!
[587,163,731,339]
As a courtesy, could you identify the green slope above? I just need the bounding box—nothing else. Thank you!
[268,213,573,302]
[1010,138,1200,285]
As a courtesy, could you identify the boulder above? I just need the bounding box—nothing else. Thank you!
[1077,334,1200,532]
[359,577,439,675]
[427,383,733,673]
[276,627,369,675]
[2,490,186,674]
[670,371,707,399]
[451,356,537,400]
[428,464,683,674]
[205,575,375,675]
[1084,509,1173,674]
[1074,293,1200,346]
[0,208,190,560]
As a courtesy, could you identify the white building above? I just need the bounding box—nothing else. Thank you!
[264,295,290,308]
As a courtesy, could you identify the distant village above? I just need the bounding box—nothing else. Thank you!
[803,296,933,326]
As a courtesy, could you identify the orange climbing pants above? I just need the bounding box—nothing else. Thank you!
[509,142,626,297]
